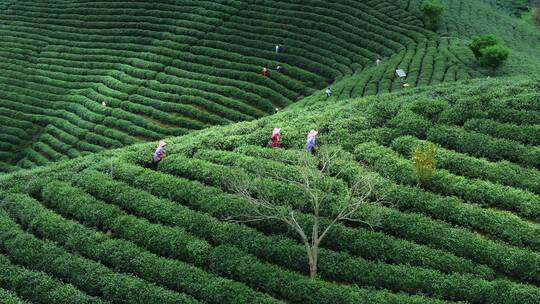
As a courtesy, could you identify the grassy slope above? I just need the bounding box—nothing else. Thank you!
[1,76,539,304]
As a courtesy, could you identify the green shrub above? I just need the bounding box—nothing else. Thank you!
[83,162,494,279]
[464,118,540,146]
[37,181,443,304]
[387,110,432,138]
[0,208,198,304]
[479,44,510,68]
[0,255,103,304]
[467,35,510,69]
[11,191,279,304]
[208,245,443,304]
[427,125,540,169]
[356,140,540,249]
[412,142,438,186]
[0,288,28,304]
[487,108,540,125]
[421,0,445,29]
[88,163,540,303]
[392,135,540,195]
[468,35,500,58]
[408,98,449,121]
[101,162,540,287]
[326,154,540,284]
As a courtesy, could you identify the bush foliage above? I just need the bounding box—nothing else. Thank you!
[421,0,445,29]
[0,77,540,302]
[0,1,538,301]
[468,35,510,69]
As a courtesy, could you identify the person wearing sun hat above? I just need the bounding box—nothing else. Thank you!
[271,128,281,148]
[306,130,318,155]
[149,140,167,170]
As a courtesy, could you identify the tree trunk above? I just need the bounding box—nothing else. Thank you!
[308,247,318,278]
[306,244,319,279]
[309,209,320,279]
[309,261,317,278]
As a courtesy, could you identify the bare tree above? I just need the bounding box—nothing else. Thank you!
[228,146,379,278]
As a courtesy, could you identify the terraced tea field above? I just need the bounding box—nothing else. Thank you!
[293,0,540,104]
[4,0,540,171]
[1,0,540,302]
[1,76,539,303]
[0,0,440,171]
[5,0,537,172]
[294,37,482,104]
[404,0,540,73]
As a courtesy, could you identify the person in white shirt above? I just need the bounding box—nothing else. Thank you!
[325,87,332,97]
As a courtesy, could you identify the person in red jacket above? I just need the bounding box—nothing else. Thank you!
[262,67,268,77]
[271,128,281,148]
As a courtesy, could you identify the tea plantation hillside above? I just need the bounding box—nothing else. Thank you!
[1,76,539,304]
[409,0,540,74]
[294,0,540,104]
[2,0,538,173]
[0,0,437,172]
[485,0,530,16]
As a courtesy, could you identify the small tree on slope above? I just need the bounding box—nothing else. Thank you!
[468,35,510,70]
[421,0,445,30]
[412,142,438,187]
[228,147,379,278]
[479,45,510,69]
[468,35,499,58]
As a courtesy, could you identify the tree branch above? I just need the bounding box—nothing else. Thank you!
[226,145,382,279]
